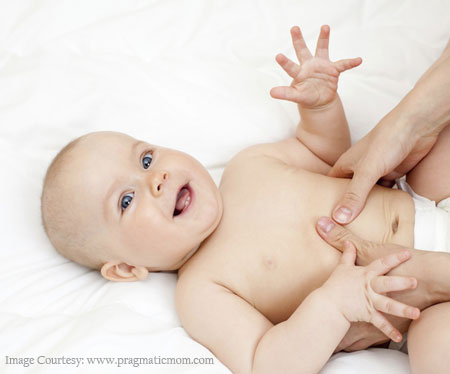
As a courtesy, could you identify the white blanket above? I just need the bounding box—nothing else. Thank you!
[1,1,448,373]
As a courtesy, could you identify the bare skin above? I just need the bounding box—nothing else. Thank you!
[176,142,420,372]
[175,26,449,373]
[330,38,450,224]
[57,26,449,374]
[316,206,450,374]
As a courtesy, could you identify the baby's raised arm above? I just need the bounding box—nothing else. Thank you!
[271,25,361,166]
[176,245,419,373]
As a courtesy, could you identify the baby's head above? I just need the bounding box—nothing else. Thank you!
[41,131,223,281]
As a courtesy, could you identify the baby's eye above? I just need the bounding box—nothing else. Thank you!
[121,192,134,211]
[142,152,153,169]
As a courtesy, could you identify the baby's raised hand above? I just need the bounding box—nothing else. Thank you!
[321,242,420,343]
[270,25,362,108]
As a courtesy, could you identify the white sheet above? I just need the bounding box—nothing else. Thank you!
[0,1,448,373]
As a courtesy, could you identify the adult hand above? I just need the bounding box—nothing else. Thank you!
[317,217,414,351]
[335,322,392,352]
[329,123,438,224]
[316,216,408,266]
[316,216,450,351]
[330,39,450,225]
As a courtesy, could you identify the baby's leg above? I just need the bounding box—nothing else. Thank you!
[406,124,450,203]
[408,301,450,374]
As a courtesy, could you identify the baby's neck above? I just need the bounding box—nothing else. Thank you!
[170,243,201,273]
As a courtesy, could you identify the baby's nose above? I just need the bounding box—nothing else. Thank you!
[149,170,169,197]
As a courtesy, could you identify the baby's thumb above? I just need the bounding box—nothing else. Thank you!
[332,170,377,224]
[340,241,356,265]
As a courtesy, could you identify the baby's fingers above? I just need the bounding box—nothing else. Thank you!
[315,25,330,59]
[270,86,308,103]
[370,312,403,343]
[374,294,421,320]
[290,26,313,63]
[275,53,301,79]
[371,275,417,293]
[334,57,362,73]
[368,250,411,275]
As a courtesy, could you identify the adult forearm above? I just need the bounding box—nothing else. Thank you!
[384,48,450,140]
[252,290,349,374]
[339,250,450,351]
[296,95,351,165]
[386,249,450,309]
[316,217,450,351]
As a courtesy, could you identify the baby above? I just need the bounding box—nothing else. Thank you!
[41,26,449,373]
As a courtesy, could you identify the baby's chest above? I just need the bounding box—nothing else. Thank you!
[209,208,339,323]
[210,162,340,323]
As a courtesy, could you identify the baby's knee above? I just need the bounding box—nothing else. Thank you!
[408,302,450,374]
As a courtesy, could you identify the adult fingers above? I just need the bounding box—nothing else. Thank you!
[316,216,365,253]
[332,168,380,224]
[334,322,373,353]
[327,151,355,178]
[377,178,396,188]
[344,338,385,352]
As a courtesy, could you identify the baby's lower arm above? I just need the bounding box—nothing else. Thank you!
[296,96,351,165]
[252,289,349,374]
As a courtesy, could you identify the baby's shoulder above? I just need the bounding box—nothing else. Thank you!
[175,259,230,317]
[224,138,331,177]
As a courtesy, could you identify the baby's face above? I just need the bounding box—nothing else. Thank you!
[67,131,223,272]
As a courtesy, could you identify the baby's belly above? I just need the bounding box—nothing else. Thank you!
[207,175,415,324]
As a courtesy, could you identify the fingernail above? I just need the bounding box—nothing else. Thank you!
[317,217,335,233]
[394,333,402,343]
[410,308,420,319]
[400,250,410,260]
[333,207,352,224]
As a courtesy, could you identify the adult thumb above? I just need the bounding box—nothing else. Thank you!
[316,216,364,254]
[332,170,378,224]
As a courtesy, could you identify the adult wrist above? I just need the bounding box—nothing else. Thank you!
[422,251,450,304]
[393,250,450,308]
[398,64,450,137]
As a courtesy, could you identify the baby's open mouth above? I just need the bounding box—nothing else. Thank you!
[173,183,192,217]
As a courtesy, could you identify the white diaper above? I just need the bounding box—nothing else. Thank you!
[388,178,449,354]
[395,177,450,253]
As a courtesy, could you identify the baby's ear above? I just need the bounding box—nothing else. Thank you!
[100,262,149,282]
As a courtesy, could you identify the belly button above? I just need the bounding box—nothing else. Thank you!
[392,216,399,234]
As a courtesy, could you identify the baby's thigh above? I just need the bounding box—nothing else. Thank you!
[406,125,450,203]
[408,301,450,374]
